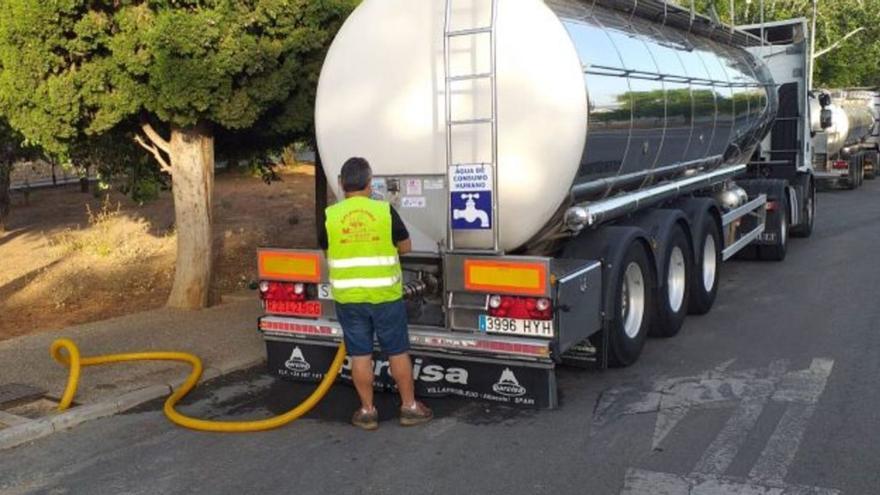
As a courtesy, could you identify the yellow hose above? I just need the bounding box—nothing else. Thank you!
[49,338,346,432]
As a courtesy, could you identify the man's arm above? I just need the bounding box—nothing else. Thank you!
[390,207,411,255]
[396,238,412,255]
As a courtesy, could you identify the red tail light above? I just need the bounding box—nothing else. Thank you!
[259,281,321,317]
[259,281,306,302]
[833,160,849,170]
[488,295,553,320]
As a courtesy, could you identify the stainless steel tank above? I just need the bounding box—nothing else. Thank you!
[825,91,875,157]
[316,0,777,251]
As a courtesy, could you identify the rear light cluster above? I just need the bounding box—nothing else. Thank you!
[833,160,849,170]
[488,295,553,320]
[259,281,307,301]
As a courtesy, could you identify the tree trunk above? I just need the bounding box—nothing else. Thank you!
[0,161,11,233]
[166,123,215,309]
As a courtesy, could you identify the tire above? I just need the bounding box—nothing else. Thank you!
[845,158,858,190]
[790,179,815,238]
[688,214,722,315]
[651,224,692,338]
[606,241,654,367]
[857,156,865,187]
[759,197,788,261]
[866,152,877,180]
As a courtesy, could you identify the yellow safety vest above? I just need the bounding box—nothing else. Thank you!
[325,196,403,304]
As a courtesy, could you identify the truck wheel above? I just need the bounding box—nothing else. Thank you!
[759,199,788,261]
[790,179,815,238]
[845,158,859,190]
[688,214,722,315]
[607,241,654,367]
[866,153,877,180]
[651,224,692,338]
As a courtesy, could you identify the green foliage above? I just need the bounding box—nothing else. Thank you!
[676,0,880,87]
[0,0,358,157]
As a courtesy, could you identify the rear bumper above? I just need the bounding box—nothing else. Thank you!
[259,315,554,363]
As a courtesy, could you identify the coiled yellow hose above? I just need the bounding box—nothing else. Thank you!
[49,338,346,432]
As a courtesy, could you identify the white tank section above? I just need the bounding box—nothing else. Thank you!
[315,0,775,251]
[316,0,586,251]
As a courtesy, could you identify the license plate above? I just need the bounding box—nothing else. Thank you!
[317,284,333,300]
[266,300,322,317]
[759,232,777,242]
[478,315,553,338]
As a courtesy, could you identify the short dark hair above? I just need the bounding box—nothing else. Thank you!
[340,157,372,192]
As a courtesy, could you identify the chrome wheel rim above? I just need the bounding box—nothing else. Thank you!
[621,262,646,339]
[702,234,717,293]
[667,246,686,313]
[780,211,788,247]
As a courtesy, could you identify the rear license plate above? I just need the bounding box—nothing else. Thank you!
[758,232,777,242]
[266,300,322,317]
[478,315,553,338]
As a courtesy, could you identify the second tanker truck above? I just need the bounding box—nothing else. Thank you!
[254,0,816,408]
[811,89,879,189]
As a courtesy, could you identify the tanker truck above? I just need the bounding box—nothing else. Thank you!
[255,1,816,408]
[811,89,878,189]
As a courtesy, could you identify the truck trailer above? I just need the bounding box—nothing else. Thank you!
[255,0,815,408]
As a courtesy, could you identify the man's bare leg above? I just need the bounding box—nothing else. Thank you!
[389,353,416,407]
[350,355,375,411]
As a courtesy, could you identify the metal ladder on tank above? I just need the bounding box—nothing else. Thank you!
[444,0,500,253]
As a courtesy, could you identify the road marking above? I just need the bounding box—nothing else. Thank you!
[749,359,834,484]
[593,359,837,494]
[692,400,767,475]
[692,360,790,475]
[622,468,840,495]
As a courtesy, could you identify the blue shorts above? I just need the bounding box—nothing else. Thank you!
[335,299,410,357]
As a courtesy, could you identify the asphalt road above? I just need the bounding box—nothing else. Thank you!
[2,180,880,495]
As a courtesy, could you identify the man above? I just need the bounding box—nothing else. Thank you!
[319,157,433,430]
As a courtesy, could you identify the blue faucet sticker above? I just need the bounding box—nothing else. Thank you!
[451,191,492,230]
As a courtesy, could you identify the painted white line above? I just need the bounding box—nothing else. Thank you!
[692,400,766,475]
[691,360,789,475]
[605,359,837,494]
[749,359,834,484]
[621,468,841,495]
[749,404,816,484]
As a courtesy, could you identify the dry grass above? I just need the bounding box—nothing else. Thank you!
[0,166,320,340]
[50,195,174,260]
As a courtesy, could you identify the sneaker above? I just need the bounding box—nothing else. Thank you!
[351,407,379,431]
[399,401,433,427]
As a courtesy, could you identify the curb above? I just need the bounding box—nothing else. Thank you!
[0,356,265,452]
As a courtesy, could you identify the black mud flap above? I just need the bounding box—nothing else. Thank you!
[265,337,558,409]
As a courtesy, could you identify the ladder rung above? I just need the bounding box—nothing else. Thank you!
[448,118,493,126]
[447,27,492,37]
[447,72,494,82]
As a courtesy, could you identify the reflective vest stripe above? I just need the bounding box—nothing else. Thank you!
[330,275,401,290]
[327,256,398,269]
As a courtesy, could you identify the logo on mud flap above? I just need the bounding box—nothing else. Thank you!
[341,356,468,384]
[492,368,526,397]
[285,347,310,373]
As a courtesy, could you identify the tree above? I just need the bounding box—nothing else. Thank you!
[676,0,880,88]
[0,117,36,232]
[0,0,356,308]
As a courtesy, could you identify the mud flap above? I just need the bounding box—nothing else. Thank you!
[264,337,558,409]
